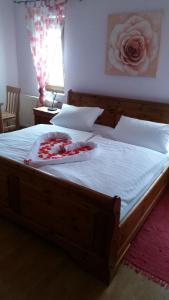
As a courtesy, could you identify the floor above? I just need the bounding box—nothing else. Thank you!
[0,218,168,300]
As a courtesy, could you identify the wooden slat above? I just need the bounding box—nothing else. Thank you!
[2,112,15,119]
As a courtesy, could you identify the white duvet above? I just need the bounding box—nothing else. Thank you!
[0,124,168,221]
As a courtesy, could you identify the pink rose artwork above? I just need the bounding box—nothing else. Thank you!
[105,11,163,77]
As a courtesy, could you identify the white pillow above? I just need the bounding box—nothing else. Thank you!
[50,104,104,131]
[92,124,114,139]
[111,116,169,153]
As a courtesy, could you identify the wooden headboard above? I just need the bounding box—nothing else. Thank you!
[68,89,169,127]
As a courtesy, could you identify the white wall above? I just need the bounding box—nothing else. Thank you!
[15,0,169,102]
[0,0,18,102]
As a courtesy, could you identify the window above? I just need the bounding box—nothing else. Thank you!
[46,25,64,92]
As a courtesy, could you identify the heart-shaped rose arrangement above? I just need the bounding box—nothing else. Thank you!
[24,132,98,167]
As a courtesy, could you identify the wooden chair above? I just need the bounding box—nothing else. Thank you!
[0,86,21,133]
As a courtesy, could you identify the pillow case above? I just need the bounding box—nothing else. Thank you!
[111,116,169,153]
[50,104,104,131]
[92,124,114,139]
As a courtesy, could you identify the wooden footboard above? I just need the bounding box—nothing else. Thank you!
[0,156,120,283]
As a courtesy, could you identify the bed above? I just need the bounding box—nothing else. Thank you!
[0,89,169,283]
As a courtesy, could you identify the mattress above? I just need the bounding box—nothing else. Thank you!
[0,124,168,221]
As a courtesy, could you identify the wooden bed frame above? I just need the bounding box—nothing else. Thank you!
[0,90,169,283]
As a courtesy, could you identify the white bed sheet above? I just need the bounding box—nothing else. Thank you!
[0,125,168,221]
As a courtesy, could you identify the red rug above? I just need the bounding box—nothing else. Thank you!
[124,186,169,288]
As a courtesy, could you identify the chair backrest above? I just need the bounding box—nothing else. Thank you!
[6,86,21,115]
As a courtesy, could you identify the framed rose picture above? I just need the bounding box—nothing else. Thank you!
[105,11,163,77]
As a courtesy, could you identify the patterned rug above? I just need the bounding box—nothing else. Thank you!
[124,186,169,288]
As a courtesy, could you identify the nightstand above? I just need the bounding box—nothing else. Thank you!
[33,106,60,125]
